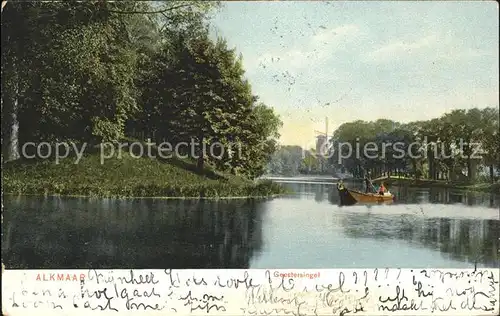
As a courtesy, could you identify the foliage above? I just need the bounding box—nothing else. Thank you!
[135,29,281,178]
[2,2,143,144]
[2,1,284,198]
[329,107,499,183]
[266,145,323,176]
[3,151,286,198]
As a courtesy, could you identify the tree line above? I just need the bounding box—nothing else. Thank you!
[266,107,498,183]
[1,1,282,179]
[267,145,326,176]
[329,107,499,183]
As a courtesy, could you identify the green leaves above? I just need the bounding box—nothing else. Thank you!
[2,0,280,182]
[2,2,141,145]
[330,107,499,182]
[137,28,282,178]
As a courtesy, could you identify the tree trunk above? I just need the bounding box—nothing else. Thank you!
[1,59,20,162]
[466,156,473,183]
[489,165,494,183]
[428,152,436,180]
[197,154,204,172]
[449,167,456,181]
[197,135,204,172]
[411,160,417,180]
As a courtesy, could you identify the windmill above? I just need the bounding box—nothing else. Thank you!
[314,117,331,154]
[313,117,331,173]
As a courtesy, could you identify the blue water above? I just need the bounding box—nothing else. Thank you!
[2,180,499,269]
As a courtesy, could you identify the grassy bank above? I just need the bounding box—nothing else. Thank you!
[3,149,287,199]
[372,176,500,194]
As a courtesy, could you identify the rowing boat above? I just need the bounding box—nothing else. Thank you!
[337,187,394,205]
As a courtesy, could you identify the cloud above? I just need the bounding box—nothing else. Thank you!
[362,33,495,64]
[247,24,361,72]
[310,24,360,46]
[436,47,495,61]
[363,35,439,63]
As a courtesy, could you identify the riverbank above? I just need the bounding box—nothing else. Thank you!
[372,176,500,194]
[2,152,287,199]
[261,175,337,183]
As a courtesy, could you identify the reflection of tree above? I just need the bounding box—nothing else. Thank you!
[341,214,499,267]
[327,190,336,204]
[2,196,264,269]
[281,182,332,202]
[392,186,499,209]
[314,185,325,202]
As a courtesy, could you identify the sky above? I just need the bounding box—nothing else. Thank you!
[210,1,499,147]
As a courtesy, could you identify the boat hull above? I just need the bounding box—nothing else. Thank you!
[337,187,358,206]
[338,188,394,205]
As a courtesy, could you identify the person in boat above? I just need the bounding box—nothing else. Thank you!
[364,176,376,193]
[378,182,386,195]
[337,179,345,190]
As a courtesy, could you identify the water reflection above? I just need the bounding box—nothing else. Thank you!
[315,185,325,202]
[393,186,499,208]
[280,182,500,209]
[2,196,264,269]
[341,214,499,267]
[2,181,499,269]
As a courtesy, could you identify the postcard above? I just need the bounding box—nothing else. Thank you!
[1,1,498,315]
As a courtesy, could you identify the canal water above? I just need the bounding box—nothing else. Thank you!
[2,180,499,269]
